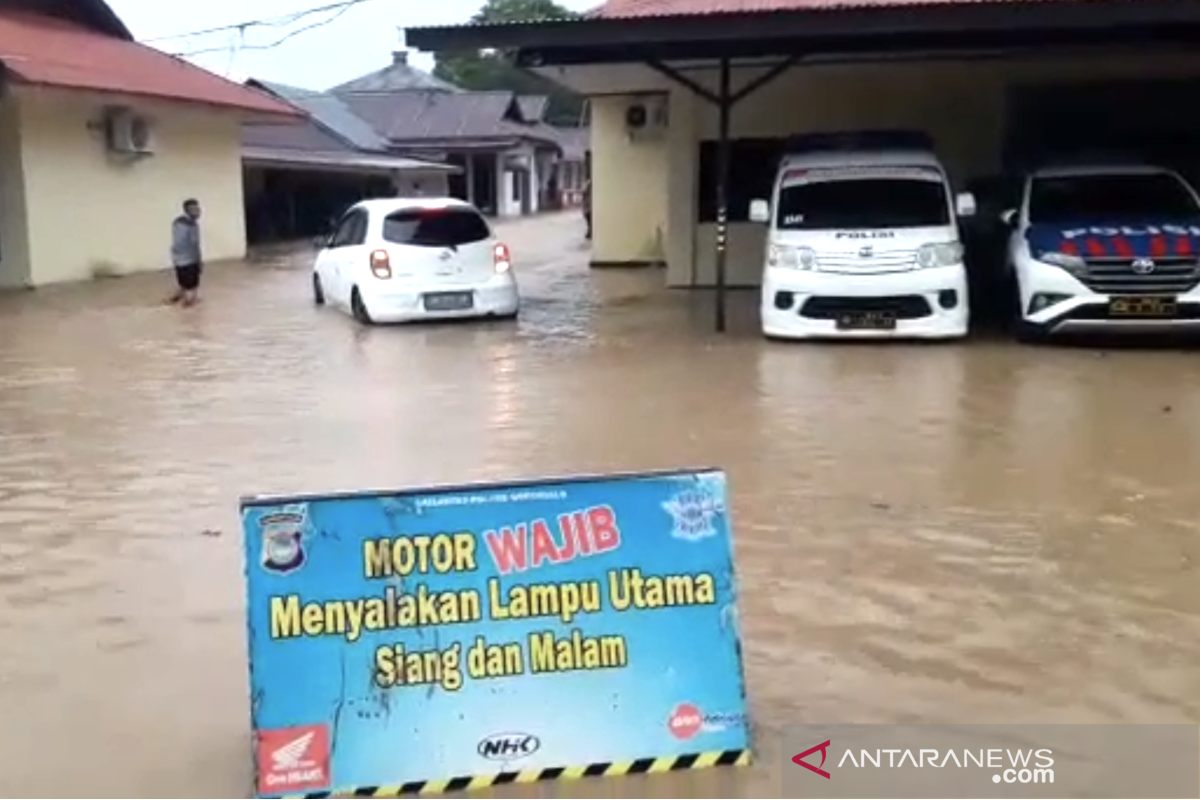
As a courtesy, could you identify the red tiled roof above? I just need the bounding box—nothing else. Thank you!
[593,0,1098,19]
[0,11,300,117]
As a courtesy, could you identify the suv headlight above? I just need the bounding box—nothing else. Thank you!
[768,244,816,270]
[1036,251,1086,271]
[915,242,964,269]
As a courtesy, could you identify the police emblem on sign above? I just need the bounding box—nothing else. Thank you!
[1131,258,1156,274]
[662,488,724,542]
[259,510,307,575]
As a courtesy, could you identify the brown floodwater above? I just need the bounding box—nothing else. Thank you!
[0,212,1198,798]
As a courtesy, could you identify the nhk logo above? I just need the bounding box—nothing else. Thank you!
[793,741,1054,784]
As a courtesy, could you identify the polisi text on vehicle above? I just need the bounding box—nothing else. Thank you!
[477,732,541,761]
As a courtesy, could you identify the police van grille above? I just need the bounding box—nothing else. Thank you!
[801,295,932,319]
[1080,256,1200,294]
[819,248,916,273]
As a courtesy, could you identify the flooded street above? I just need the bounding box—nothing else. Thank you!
[1,211,1199,798]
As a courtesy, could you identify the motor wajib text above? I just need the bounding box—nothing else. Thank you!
[264,505,718,692]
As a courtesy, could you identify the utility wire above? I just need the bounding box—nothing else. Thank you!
[168,1,368,58]
[149,0,377,45]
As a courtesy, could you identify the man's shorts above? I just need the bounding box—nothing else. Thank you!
[174,263,202,290]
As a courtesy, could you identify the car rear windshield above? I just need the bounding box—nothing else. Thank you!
[776,178,950,230]
[381,207,491,247]
[1028,173,1200,224]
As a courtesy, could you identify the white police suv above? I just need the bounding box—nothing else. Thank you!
[1004,163,1200,340]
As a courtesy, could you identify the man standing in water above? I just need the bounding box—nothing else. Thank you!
[167,198,202,306]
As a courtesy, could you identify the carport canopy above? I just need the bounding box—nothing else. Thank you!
[242,148,460,177]
[407,0,1200,332]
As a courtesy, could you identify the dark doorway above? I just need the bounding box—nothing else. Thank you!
[1004,78,1200,179]
[244,168,394,245]
[470,153,498,215]
[446,153,468,201]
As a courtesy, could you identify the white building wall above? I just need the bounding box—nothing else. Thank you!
[495,145,539,217]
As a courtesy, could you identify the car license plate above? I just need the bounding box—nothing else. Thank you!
[1108,295,1177,317]
[836,311,896,330]
[423,291,474,311]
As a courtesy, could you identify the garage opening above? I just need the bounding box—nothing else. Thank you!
[244,168,398,245]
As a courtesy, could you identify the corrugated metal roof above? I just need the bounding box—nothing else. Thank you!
[330,53,463,94]
[0,11,297,116]
[551,125,589,160]
[516,95,549,122]
[248,79,321,101]
[241,117,346,151]
[337,90,561,148]
[592,0,1109,19]
[242,146,461,173]
[247,79,389,151]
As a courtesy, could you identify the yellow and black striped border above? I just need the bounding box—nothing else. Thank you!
[286,749,751,798]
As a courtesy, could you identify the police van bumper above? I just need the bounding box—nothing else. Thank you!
[1015,257,1200,335]
[761,264,969,339]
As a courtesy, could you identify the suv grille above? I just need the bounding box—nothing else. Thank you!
[1080,256,1200,294]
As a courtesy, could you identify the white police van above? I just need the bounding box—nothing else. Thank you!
[1003,162,1200,340]
[750,131,976,340]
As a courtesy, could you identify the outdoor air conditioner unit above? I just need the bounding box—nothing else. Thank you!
[625,95,668,139]
[104,108,155,156]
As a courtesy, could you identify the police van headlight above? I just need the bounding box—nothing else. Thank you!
[915,242,963,269]
[769,244,816,270]
[1036,251,1086,271]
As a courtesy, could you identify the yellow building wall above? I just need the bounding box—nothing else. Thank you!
[9,87,247,286]
[589,95,669,265]
[579,53,1200,287]
[0,96,32,288]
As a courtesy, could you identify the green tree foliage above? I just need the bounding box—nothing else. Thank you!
[432,0,586,127]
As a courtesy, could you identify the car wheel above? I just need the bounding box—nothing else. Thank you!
[312,273,325,306]
[350,287,373,325]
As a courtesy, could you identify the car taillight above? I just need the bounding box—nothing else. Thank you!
[370,249,391,278]
[494,243,511,273]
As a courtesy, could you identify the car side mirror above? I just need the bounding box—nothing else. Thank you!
[748,199,770,223]
[999,208,1017,227]
[312,235,329,250]
[955,191,977,218]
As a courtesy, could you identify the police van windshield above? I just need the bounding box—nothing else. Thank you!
[1029,173,1200,225]
[776,177,950,230]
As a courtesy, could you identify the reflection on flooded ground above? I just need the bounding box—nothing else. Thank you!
[1,212,1198,798]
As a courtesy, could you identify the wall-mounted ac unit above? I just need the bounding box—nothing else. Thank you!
[625,95,669,139]
[104,108,155,156]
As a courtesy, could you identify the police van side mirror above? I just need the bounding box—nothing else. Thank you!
[955,192,977,218]
[999,208,1017,228]
[748,199,770,223]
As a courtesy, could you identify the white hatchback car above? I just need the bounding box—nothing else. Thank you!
[311,197,519,324]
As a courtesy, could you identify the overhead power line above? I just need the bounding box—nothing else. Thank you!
[151,0,378,49]
[171,3,364,58]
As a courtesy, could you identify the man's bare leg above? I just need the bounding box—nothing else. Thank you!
[180,289,198,307]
